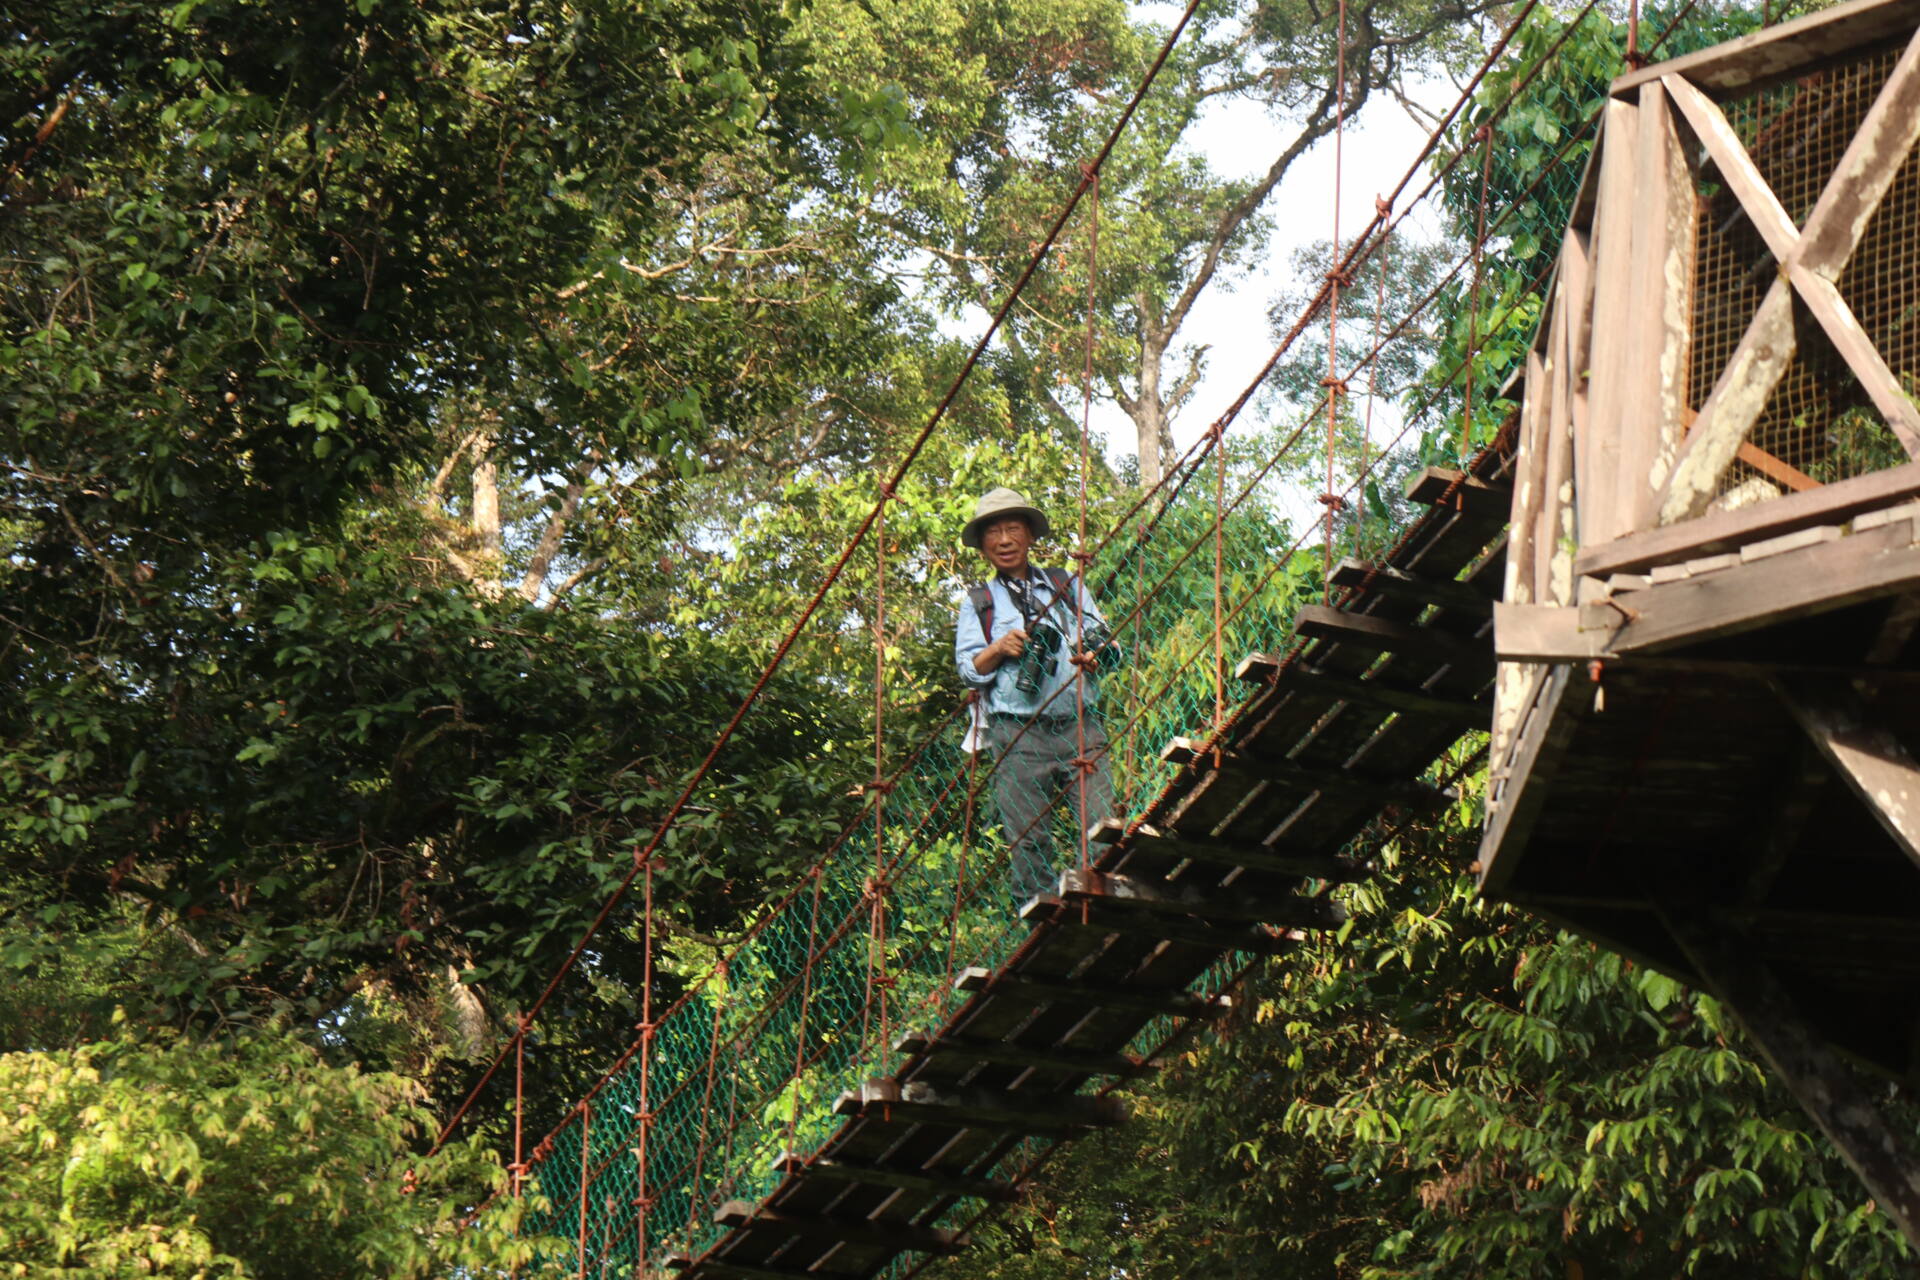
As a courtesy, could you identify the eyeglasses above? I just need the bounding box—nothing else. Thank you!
[982,519,1030,539]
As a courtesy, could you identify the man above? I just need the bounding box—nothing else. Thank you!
[953,487,1116,905]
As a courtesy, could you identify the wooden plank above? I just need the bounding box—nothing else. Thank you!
[1509,348,1548,606]
[1582,98,1640,548]
[952,966,1232,1021]
[1798,25,1920,282]
[1774,676,1920,872]
[1277,664,1489,726]
[1576,460,1920,577]
[1023,894,1301,956]
[1404,467,1513,521]
[1493,602,1607,663]
[1056,868,1349,930]
[1477,665,1580,896]
[1295,603,1480,662]
[1091,819,1374,883]
[893,1029,1146,1080]
[1624,81,1698,534]
[1569,517,1920,654]
[773,1153,1021,1203]
[1611,0,1920,95]
[1537,253,1575,596]
[1161,735,1447,810]
[837,1078,1128,1134]
[675,1256,844,1280]
[1736,441,1820,493]
[713,1199,968,1254]
[1329,559,1493,616]
[1660,911,1920,1250]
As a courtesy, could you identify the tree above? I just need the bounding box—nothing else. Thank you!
[0,1017,563,1278]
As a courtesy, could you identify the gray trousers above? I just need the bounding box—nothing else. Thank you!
[987,712,1115,905]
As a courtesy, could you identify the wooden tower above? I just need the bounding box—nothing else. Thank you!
[1480,0,1920,1241]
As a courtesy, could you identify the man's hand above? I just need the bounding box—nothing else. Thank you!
[972,627,1029,675]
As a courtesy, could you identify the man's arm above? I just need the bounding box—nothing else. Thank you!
[956,593,1025,684]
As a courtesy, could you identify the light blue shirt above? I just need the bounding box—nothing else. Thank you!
[954,568,1108,718]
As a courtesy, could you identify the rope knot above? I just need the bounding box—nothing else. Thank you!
[1069,651,1099,670]
[1316,493,1348,511]
[878,480,896,500]
[1320,375,1348,396]
[867,777,895,795]
[1474,123,1492,144]
[872,973,898,990]
[1324,266,1355,289]
[1375,195,1391,218]
[1069,547,1095,564]
[863,874,890,898]
[1070,756,1097,775]
[1078,159,1099,182]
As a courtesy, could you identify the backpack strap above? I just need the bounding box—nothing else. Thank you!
[967,584,994,637]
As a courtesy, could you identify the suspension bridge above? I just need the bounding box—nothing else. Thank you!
[426,0,1920,1271]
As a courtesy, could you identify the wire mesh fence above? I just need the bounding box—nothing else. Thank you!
[499,2,1718,1272]
[1698,42,1919,505]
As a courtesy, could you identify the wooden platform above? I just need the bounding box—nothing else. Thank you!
[663,448,1513,1279]
[1480,0,1920,1246]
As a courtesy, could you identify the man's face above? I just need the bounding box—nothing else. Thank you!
[981,516,1034,575]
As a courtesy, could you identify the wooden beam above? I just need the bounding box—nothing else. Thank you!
[1329,558,1494,615]
[713,1199,967,1254]
[952,966,1233,1020]
[1611,0,1920,96]
[1565,517,1920,655]
[1583,98,1640,548]
[836,1077,1128,1133]
[1623,80,1697,535]
[1577,462,1920,577]
[1659,910,1920,1250]
[1404,467,1514,521]
[1056,868,1349,930]
[1773,675,1920,871]
[1281,664,1489,726]
[670,1255,842,1280]
[1089,818,1374,883]
[773,1152,1021,1203]
[1159,736,1448,810]
[892,1029,1147,1080]
[1024,893,1301,955]
[1478,665,1580,896]
[1294,603,1480,663]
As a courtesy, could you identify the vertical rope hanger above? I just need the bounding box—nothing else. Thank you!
[1357,197,1392,554]
[1321,0,1351,599]
[631,858,656,1276]
[863,474,894,1075]
[1074,164,1101,876]
[1462,122,1494,459]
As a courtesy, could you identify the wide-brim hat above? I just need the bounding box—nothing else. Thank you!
[961,487,1051,549]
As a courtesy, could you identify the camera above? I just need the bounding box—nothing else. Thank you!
[1012,622,1064,695]
[1081,621,1123,672]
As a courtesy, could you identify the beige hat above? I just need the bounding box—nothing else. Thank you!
[961,487,1051,549]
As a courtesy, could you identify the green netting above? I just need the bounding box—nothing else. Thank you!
[508,4,1717,1270]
